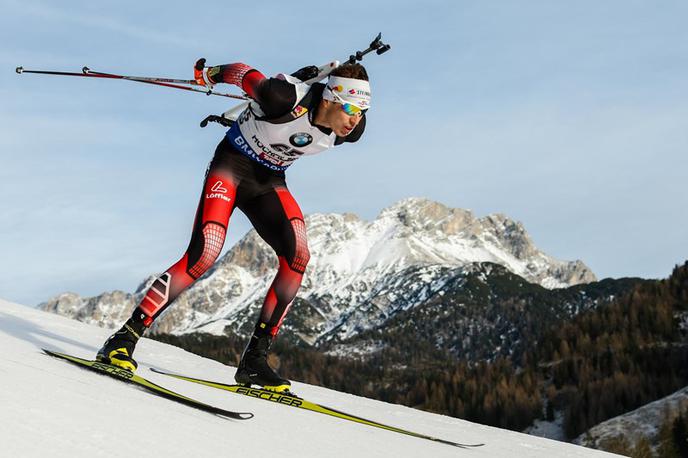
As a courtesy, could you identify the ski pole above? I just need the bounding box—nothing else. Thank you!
[15,66,248,100]
[81,67,248,99]
[82,67,199,86]
[343,32,391,65]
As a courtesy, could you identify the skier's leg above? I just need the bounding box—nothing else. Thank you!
[244,185,310,334]
[234,186,310,391]
[97,155,238,370]
[138,173,237,323]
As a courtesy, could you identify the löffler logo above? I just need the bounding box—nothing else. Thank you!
[207,180,231,202]
[211,181,228,193]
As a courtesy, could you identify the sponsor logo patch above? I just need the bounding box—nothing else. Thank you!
[289,132,313,147]
[291,106,308,117]
[211,181,227,193]
[206,180,231,202]
[348,88,371,97]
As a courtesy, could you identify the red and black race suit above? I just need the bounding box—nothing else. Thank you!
[130,63,364,336]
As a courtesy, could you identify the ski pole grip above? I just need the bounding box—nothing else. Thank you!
[377,44,391,55]
[200,114,233,128]
[16,66,23,74]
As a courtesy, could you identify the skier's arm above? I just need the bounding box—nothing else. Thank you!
[194,59,297,117]
[195,59,265,99]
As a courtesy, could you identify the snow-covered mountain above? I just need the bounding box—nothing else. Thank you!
[0,298,622,458]
[40,197,595,343]
[575,385,688,450]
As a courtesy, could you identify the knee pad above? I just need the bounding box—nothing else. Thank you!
[188,222,226,278]
[289,218,310,273]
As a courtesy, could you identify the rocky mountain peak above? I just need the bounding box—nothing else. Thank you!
[378,197,475,235]
[39,197,597,339]
[478,213,536,260]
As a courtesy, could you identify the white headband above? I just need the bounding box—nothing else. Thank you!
[322,76,371,109]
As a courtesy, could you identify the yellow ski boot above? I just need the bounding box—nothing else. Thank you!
[235,331,291,393]
[96,323,141,372]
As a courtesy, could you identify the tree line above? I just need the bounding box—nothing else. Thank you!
[152,261,688,451]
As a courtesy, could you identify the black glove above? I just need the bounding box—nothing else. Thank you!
[290,65,319,82]
[200,114,233,128]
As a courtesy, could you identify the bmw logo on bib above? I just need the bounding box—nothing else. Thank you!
[290,132,313,147]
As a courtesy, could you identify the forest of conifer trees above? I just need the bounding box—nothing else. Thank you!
[153,262,688,454]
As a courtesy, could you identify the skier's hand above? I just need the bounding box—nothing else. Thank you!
[291,65,320,82]
[194,58,220,87]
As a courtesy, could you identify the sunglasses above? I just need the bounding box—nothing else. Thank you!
[329,88,366,117]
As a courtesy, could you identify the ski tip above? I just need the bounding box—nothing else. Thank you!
[15,66,23,74]
[82,66,90,74]
[452,442,485,448]
[237,412,254,420]
[42,348,65,358]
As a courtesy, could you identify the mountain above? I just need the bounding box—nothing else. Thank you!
[39,197,596,345]
[0,297,623,458]
[321,264,641,362]
[574,385,688,450]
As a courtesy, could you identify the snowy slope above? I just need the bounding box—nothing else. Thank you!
[0,298,621,458]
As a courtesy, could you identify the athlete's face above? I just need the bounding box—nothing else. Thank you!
[318,100,364,137]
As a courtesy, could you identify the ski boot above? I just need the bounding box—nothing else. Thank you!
[235,329,291,393]
[96,321,144,372]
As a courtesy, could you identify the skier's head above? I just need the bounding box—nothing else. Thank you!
[317,63,370,137]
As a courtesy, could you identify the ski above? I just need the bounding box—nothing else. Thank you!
[150,367,484,449]
[43,349,253,420]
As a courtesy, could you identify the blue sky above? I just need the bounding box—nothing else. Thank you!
[1,0,687,305]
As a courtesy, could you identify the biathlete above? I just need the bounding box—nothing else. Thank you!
[96,59,371,393]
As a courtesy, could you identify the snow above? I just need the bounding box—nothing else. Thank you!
[526,411,567,441]
[0,298,622,458]
[575,385,688,448]
[39,198,594,340]
[678,311,688,333]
